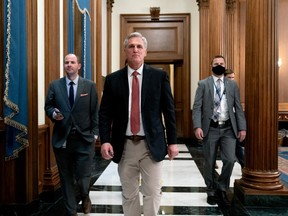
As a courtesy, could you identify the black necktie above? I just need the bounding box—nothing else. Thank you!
[69,81,74,107]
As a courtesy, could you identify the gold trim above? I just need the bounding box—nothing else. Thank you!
[3,0,29,161]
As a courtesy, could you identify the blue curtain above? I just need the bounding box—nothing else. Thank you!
[68,0,92,80]
[3,0,29,160]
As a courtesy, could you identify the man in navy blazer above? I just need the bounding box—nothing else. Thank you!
[45,53,98,216]
[192,55,246,207]
[99,32,179,216]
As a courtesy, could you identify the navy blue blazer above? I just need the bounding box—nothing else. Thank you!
[99,64,177,163]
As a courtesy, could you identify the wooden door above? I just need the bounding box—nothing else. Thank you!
[120,14,191,138]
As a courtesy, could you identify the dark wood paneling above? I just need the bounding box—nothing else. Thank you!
[127,23,184,61]
[93,0,103,98]
[38,125,60,192]
[43,0,61,194]
[26,0,39,202]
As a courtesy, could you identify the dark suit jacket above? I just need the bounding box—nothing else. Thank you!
[99,64,177,163]
[45,76,99,147]
[192,76,246,137]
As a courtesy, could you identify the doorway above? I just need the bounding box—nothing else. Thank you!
[120,14,192,138]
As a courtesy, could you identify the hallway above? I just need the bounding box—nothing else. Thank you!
[32,142,288,216]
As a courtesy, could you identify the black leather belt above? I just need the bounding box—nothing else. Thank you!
[126,135,146,141]
[210,119,231,128]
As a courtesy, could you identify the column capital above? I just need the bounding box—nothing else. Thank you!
[196,0,209,10]
[226,0,237,11]
[107,0,114,12]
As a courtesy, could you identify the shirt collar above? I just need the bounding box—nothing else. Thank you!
[128,64,144,76]
[66,75,79,85]
[212,75,224,83]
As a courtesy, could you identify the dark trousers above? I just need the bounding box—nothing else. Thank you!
[203,125,236,196]
[236,140,245,169]
[53,133,94,215]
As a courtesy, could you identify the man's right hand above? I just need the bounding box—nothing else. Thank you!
[194,128,203,140]
[101,143,114,160]
[53,108,64,120]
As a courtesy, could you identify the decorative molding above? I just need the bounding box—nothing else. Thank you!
[226,0,237,11]
[278,113,288,121]
[42,165,61,191]
[150,7,160,21]
[196,0,209,10]
[107,0,114,12]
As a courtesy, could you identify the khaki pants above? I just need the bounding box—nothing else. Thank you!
[118,139,162,216]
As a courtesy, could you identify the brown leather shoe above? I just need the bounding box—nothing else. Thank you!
[82,196,92,214]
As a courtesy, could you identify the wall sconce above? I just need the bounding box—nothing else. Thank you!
[150,7,160,21]
[278,58,282,67]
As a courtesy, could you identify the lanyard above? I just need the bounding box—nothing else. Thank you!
[213,81,225,102]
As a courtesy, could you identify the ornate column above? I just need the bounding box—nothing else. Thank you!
[106,0,114,75]
[225,0,237,70]
[197,0,226,79]
[196,0,210,79]
[209,0,226,59]
[234,0,288,206]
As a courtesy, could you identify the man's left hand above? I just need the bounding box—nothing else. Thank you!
[167,144,179,160]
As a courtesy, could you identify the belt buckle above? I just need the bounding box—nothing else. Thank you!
[127,135,145,142]
[132,135,142,141]
[218,121,225,125]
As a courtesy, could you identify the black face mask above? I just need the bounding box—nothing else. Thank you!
[212,65,226,75]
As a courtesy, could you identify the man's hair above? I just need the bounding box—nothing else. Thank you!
[123,32,148,49]
[211,55,226,65]
[65,53,81,63]
[225,69,234,76]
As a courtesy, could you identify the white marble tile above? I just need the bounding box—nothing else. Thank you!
[177,144,189,152]
[94,162,121,186]
[161,192,215,207]
[166,152,192,159]
[95,149,200,187]
[89,191,122,205]
[162,160,206,187]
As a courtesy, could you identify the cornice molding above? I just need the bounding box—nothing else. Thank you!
[196,0,209,10]
[107,0,114,12]
[226,0,237,11]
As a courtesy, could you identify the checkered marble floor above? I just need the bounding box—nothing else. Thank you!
[77,144,243,215]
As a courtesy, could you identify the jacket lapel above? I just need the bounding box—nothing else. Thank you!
[120,68,129,112]
[59,78,70,107]
[208,76,214,100]
[141,64,151,107]
[74,76,84,106]
[224,77,231,104]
